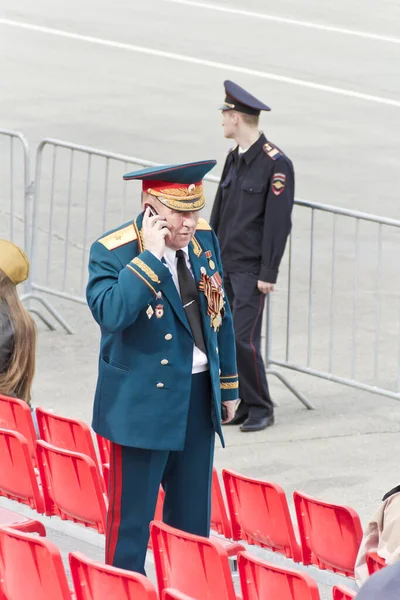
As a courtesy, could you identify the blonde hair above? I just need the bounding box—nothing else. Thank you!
[0,270,36,404]
[239,113,260,127]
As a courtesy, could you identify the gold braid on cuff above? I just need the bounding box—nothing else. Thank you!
[220,381,239,390]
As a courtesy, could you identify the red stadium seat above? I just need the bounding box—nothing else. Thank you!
[0,428,45,513]
[163,590,196,600]
[150,520,239,600]
[36,440,107,532]
[0,507,45,536]
[332,585,356,599]
[238,551,320,600]
[36,407,99,465]
[36,408,106,493]
[96,434,110,466]
[294,491,362,577]
[223,469,302,561]
[211,468,233,538]
[366,551,386,575]
[103,462,110,490]
[0,527,72,600]
[0,393,38,462]
[69,551,158,600]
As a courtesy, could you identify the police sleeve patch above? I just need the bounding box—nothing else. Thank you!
[271,173,286,196]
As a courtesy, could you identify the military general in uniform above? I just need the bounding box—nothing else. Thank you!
[86,160,238,575]
[210,80,295,433]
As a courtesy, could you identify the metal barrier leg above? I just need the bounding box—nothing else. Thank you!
[27,308,56,331]
[267,369,315,410]
[21,294,74,334]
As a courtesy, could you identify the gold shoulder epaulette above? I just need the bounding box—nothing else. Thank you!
[99,224,137,250]
[196,218,212,231]
[263,142,284,161]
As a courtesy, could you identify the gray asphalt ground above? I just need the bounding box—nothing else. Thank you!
[1,1,400,598]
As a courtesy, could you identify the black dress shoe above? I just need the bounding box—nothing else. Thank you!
[223,411,248,426]
[240,414,275,432]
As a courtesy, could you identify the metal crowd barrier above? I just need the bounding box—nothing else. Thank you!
[0,129,32,252]
[266,201,400,403]
[3,133,400,406]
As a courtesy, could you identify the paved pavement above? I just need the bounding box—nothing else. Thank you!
[1,1,400,597]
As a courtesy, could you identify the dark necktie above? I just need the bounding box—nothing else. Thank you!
[176,249,207,354]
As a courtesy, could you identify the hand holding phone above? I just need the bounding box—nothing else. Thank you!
[144,203,158,217]
[142,205,169,259]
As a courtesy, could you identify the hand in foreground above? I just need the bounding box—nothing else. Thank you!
[257,280,275,294]
[221,400,239,424]
[142,207,170,260]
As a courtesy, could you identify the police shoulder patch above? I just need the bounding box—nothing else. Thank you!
[99,224,137,250]
[263,142,283,161]
[196,218,212,231]
[271,172,287,196]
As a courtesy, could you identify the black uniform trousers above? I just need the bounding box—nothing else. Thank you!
[224,272,274,418]
[105,371,215,575]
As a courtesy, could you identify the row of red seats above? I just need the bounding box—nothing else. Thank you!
[0,522,357,600]
[0,394,387,585]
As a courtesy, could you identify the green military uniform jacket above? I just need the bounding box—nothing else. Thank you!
[86,213,238,451]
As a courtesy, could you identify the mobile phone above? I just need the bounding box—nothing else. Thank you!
[144,203,158,217]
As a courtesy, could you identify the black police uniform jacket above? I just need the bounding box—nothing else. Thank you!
[210,133,294,284]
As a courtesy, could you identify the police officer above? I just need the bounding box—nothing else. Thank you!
[86,160,238,575]
[210,80,294,433]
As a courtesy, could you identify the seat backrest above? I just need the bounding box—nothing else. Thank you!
[36,408,99,465]
[0,394,37,462]
[0,527,72,600]
[0,428,45,513]
[163,590,196,600]
[96,434,111,466]
[294,491,362,577]
[36,440,107,533]
[222,469,301,561]
[0,507,46,536]
[69,551,158,600]
[210,468,232,538]
[238,551,320,600]
[366,551,386,575]
[150,520,237,600]
[36,408,105,494]
[332,585,356,600]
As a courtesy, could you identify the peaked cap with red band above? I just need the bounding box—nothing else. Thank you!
[123,160,216,212]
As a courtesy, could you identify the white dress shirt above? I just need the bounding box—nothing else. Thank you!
[163,246,209,374]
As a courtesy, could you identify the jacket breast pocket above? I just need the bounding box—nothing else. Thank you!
[241,181,265,195]
[221,172,234,194]
[241,181,266,217]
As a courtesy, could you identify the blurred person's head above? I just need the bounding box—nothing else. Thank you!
[355,561,400,599]
[0,240,36,404]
